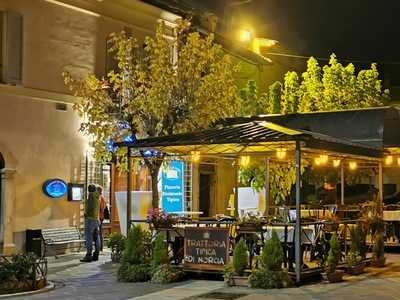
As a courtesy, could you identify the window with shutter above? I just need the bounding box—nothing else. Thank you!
[1,11,23,84]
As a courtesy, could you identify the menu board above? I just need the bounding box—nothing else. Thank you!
[161,160,184,213]
[184,227,230,271]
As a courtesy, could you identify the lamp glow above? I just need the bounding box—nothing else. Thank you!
[385,155,393,165]
[240,29,252,42]
[333,159,341,168]
[349,161,357,170]
[398,158,400,166]
[319,154,328,164]
[191,151,200,163]
[314,157,321,166]
[276,148,287,160]
[240,155,250,167]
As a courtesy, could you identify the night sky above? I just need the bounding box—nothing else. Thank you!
[201,0,400,63]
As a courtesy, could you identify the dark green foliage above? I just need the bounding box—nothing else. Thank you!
[249,269,292,289]
[150,264,184,284]
[349,225,367,259]
[123,225,145,265]
[0,253,37,283]
[373,233,385,261]
[107,233,126,262]
[326,233,341,273]
[261,230,283,271]
[223,264,234,284]
[151,235,169,269]
[233,239,248,275]
[118,225,151,282]
[0,253,45,293]
[117,263,151,282]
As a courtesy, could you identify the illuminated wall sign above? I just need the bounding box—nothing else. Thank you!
[42,179,68,198]
[161,160,184,213]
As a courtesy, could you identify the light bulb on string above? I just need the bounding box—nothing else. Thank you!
[276,148,286,160]
[333,159,341,168]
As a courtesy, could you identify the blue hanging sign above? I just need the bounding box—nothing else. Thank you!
[43,179,68,198]
[161,160,184,213]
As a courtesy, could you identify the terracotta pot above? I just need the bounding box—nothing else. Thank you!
[322,270,345,283]
[348,263,365,275]
[230,275,249,287]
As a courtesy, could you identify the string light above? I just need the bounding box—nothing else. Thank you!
[191,151,200,163]
[333,159,341,168]
[319,154,328,164]
[276,148,287,160]
[385,155,393,165]
[240,155,251,167]
[349,161,357,170]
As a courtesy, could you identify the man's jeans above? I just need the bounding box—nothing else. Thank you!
[85,218,100,256]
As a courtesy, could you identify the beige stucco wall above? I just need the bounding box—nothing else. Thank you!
[0,94,87,253]
[0,0,178,253]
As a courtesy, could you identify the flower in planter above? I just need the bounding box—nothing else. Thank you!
[146,208,178,228]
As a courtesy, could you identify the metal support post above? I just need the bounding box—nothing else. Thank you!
[126,147,132,235]
[295,141,302,284]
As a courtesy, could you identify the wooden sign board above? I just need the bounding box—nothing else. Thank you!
[184,227,230,271]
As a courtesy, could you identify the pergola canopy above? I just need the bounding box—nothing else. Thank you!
[117,121,383,159]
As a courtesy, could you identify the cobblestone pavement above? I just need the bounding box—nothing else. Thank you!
[7,252,400,300]
[5,251,192,300]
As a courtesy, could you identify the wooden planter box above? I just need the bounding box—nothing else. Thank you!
[229,275,249,287]
[322,270,345,283]
[238,224,263,232]
[347,263,366,275]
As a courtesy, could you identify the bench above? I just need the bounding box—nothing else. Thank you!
[41,227,85,257]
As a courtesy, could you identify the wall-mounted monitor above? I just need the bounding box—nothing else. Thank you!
[68,183,85,201]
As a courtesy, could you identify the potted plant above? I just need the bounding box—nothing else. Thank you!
[372,233,385,267]
[107,233,126,263]
[346,226,366,275]
[322,233,345,283]
[248,230,292,289]
[146,208,178,229]
[225,239,249,286]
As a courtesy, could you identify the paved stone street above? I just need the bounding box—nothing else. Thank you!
[7,252,400,300]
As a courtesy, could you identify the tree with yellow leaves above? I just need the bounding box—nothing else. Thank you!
[64,20,240,208]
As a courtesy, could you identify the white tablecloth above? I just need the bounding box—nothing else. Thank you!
[264,226,315,244]
[383,210,400,221]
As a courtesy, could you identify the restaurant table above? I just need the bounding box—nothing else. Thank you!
[383,210,400,221]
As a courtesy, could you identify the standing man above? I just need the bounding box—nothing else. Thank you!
[81,184,101,262]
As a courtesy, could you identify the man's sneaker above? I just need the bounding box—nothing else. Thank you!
[80,256,92,262]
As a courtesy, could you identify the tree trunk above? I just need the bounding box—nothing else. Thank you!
[150,169,159,209]
[143,157,163,209]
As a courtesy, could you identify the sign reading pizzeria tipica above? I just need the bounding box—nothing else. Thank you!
[184,227,230,271]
